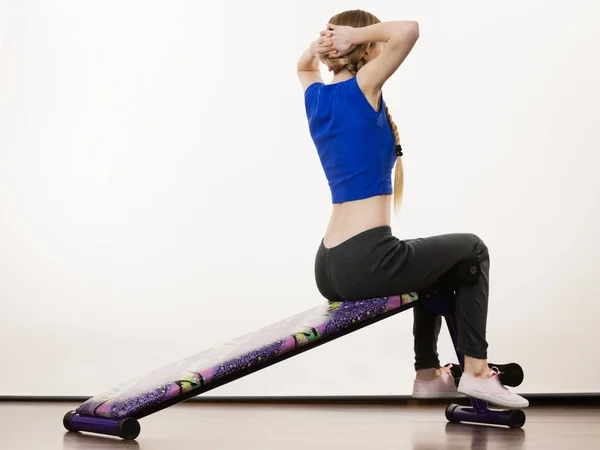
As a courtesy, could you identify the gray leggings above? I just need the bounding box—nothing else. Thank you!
[314,226,490,367]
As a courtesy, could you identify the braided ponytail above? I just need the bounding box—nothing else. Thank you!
[385,106,404,213]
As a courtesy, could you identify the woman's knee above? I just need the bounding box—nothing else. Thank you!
[466,233,489,260]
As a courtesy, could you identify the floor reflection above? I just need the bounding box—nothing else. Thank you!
[412,422,526,450]
[63,431,141,450]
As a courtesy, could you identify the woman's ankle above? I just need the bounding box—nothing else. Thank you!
[415,367,442,381]
[463,356,490,379]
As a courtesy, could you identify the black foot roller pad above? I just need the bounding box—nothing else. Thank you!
[448,362,524,387]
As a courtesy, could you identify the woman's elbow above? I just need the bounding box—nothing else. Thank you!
[392,21,419,43]
[403,21,420,41]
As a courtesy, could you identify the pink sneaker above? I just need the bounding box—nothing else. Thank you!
[412,365,465,399]
[457,367,529,409]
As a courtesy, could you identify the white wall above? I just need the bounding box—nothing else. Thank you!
[1,0,599,397]
[0,2,13,50]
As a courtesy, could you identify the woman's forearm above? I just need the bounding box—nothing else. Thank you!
[297,41,320,71]
[352,21,419,45]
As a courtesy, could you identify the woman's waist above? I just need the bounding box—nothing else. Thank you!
[323,195,392,248]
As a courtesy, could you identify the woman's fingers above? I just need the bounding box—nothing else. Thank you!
[316,48,335,56]
[315,25,342,59]
[315,44,331,54]
[318,46,338,57]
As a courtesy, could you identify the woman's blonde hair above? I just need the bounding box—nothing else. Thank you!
[325,9,404,213]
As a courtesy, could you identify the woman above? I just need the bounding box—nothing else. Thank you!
[296,9,528,409]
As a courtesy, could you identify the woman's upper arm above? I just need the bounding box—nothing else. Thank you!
[303,79,323,114]
[298,70,324,91]
[356,22,420,95]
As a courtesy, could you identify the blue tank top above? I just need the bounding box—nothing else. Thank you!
[304,76,396,204]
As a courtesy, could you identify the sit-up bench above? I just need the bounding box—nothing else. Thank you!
[63,259,526,440]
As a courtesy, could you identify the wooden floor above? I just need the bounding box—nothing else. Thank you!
[1,401,599,449]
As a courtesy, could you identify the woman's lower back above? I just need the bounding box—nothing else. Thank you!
[323,194,393,249]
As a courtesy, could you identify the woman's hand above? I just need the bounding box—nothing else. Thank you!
[316,23,357,58]
[308,39,333,71]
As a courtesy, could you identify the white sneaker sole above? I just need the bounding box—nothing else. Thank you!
[457,387,529,409]
[412,391,467,399]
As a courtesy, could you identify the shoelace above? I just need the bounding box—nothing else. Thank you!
[488,366,504,378]
[440,364,454,376]
[488,366,510,391]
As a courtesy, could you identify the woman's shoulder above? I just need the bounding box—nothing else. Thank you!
[305,77,363,114]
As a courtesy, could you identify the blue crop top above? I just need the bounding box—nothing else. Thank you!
[304,76,396,204]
